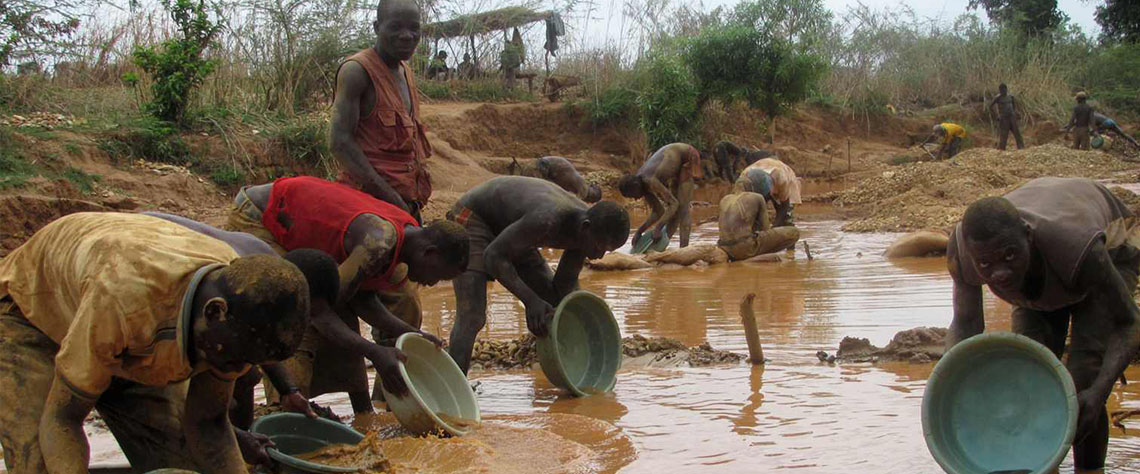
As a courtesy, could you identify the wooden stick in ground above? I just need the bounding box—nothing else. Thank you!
[740,293,764,365]
[803,241,814,261]
[847,138,852,173]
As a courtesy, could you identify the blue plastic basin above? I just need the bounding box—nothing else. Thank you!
[922,332,1077,474]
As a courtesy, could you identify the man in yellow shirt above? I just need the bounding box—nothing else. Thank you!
[925,123,967,159]
[0,212,311,473]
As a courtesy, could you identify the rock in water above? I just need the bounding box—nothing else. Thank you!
[883,231,949,258]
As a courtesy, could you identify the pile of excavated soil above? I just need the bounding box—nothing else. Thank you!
[829,327,948,364]
[468,334,741,370]
[835,144,1140,232]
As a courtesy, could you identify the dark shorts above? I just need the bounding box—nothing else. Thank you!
[446,205,547,277]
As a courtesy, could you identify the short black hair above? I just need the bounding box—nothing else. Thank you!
[999,83,1007,91]
[377,0,417,21]
[587,201,631,247]
[961,197,1025,242]
[617,174,643,197]
[585,184,603,203]
[423,220,470,271]
[216,255,310,361]
[284,249,340,306]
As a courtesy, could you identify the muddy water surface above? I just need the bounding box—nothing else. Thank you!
[76,182,1140,473]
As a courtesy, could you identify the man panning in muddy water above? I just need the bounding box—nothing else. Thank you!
[446,176,630,373]
[619,142,703,249]
[945,177,1140,473]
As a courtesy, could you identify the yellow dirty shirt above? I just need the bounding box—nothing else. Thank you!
[940,123,966,144]
[0,212,241,400]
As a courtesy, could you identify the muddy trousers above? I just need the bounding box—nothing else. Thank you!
[1074,128,1091,150]
[998,117,1024,150]
[0,303,194,473]
[1011,247,1140,470]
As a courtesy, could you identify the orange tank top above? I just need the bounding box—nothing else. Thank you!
[336,48,433,203]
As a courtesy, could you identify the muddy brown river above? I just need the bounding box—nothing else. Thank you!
[68,183,1140,472]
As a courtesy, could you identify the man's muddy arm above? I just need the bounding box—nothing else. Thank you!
[349,292,422,341]
[330,62,409,211]
[1078,243,1140,406]
[945,251,985,350]
[39,376,97,473]
[484,221,547,307]
[646,177,679,234]
[752,195,771,233]
[552,249,586,300]
[184,373,248,473]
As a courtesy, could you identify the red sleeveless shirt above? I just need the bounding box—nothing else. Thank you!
[261,176,420,291]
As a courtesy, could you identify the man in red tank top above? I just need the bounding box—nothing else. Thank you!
[330,0,432,223]
[227,177,469,413]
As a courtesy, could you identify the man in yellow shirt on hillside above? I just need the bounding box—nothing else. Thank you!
[924,122,967,159]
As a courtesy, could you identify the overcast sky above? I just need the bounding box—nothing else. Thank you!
[550,0,1102,53]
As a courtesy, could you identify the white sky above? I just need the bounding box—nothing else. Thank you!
[555,0,1102,53]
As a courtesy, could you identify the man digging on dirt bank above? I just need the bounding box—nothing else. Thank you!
[716,192,800,261]
[945,177,1140,473]
[733,158,803,227]
[1093,112,1140,150]
[331,0,432,224]
[228,176,469,411]
[1065,92,1096,151]
[0,212,311,473]
[537,156,602,203]
[989,83,1025,150]
[923,123,967,159]
[446,176,630,374]
[619,142,703,249]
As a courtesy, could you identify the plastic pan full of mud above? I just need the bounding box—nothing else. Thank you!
[537,290,622,397]
[922,331,1076,474]
[250,413,364,473]
[382,332,481,437]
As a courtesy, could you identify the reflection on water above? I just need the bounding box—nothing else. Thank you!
[78,184,1140,473]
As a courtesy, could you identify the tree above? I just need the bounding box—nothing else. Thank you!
[0,0,84,66]
[729,0,836,55]
[132,0,223,123]
[967,0,1067,37]
[634,49,700,150]
[685,26,827,140]
[1097,0,1140,44]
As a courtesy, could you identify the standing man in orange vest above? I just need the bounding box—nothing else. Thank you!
[331,0,432,224]
[329,0,433,402]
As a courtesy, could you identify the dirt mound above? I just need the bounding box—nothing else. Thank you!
[831,327,948,363]
[836,144,1139,232]
[468,334,741,370]
[0,195,109,257]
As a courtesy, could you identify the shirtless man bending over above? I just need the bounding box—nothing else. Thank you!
[446,176,630,373]
[618,142,703,249]
[536,156,602,203]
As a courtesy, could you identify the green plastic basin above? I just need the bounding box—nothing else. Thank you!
[249,413,364,473]
[631,233,670,254]
[537,291,622,397]
[381,332,480,436]
[1091,135,1106,149]
[922,332,1077,474]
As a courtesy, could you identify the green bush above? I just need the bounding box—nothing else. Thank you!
[60,167,101,194]
[99,117,193,166]
[209,164,245,187]
[132,0,223,124]
[581,85,638,127]
[634,50,701,150]
[271,118,330,166]
[0,127,35,189]
[1084,43,1140,114]
[687,26,828,124]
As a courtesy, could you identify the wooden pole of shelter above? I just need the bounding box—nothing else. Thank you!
[469,35,477,70]
[740,294,764,365]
